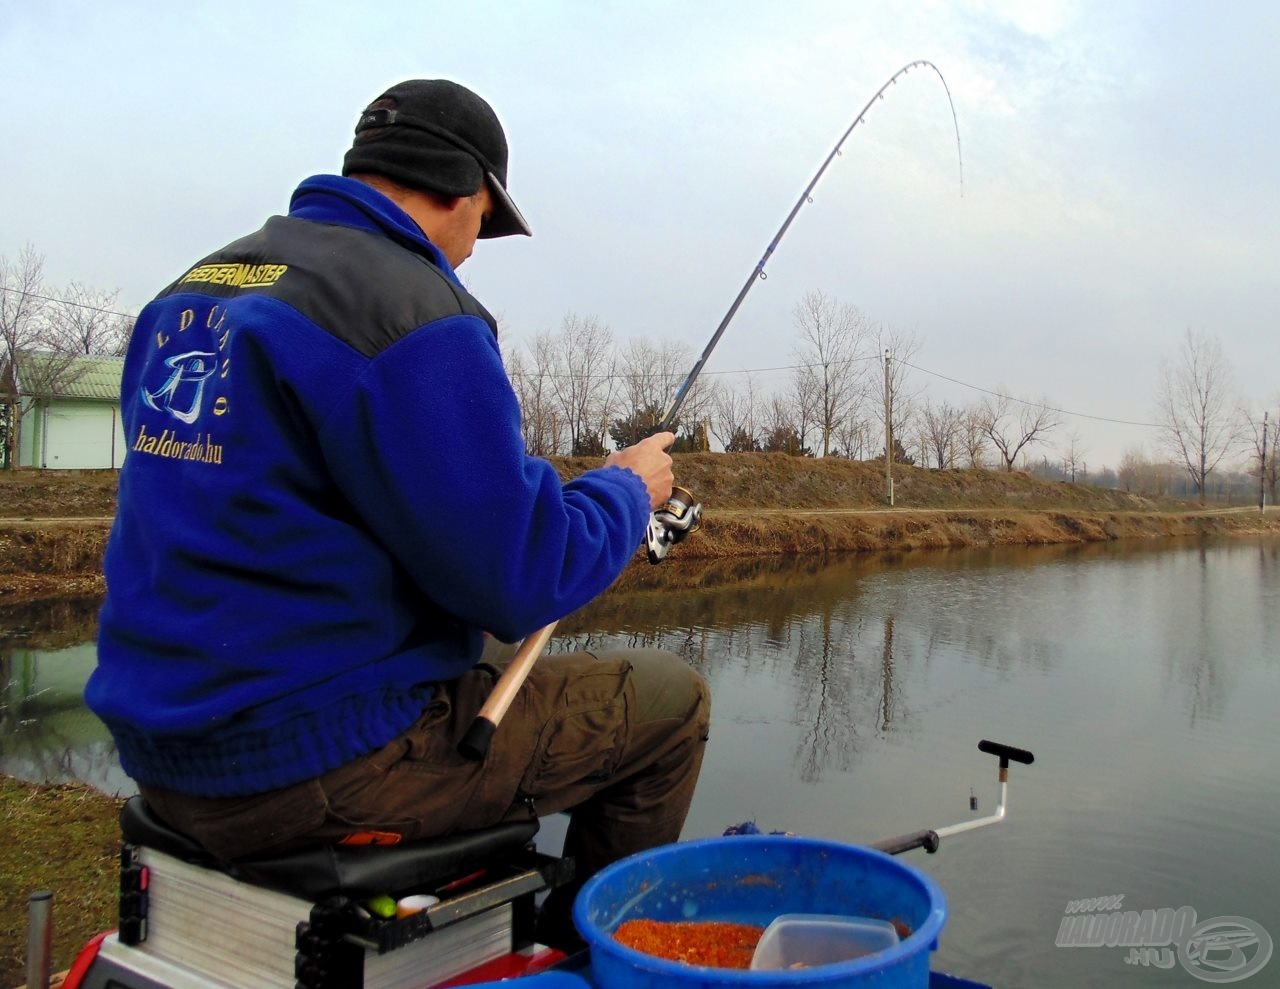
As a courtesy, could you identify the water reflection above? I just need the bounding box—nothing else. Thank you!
[559,545,1087,783]
[4,540,1275,790]
[0,596,134,793]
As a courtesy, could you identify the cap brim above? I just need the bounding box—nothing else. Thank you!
[479,171,532,239]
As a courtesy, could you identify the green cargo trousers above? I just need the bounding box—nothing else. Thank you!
[139,643,710,948]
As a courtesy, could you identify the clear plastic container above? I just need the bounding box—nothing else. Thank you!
[750,913,901,970]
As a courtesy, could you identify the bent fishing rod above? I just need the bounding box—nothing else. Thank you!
[459,61,964,760]
[657,59,962,431]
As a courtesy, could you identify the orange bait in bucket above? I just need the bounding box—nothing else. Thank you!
[614,918,765,969]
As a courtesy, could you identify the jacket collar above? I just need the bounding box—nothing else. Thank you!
[287,175,461,285]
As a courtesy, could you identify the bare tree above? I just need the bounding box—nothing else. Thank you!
[759,390,810,454]
[546,313,615,456]
[787,363,821,456]
[831,414,872,460]
[505,335,560,456]
[614,336,694,437]
[1269,408,1280,504]
[921,399,963,469]
[874,325,923,462]
[792,290,871,456]
[1241,406,1278,506]
[711,371,759,452]
[1155,328,1238,505]
[46,282,133,356]
[1116,447,1144,493]
[0,247,95,468]
[615,337,661,429]
[672,374,716,451]
[1,247,140,467]
[980,392,1063,472]
[1061,429,1087,483]
[959,404,988,468]
[1,247,46,466]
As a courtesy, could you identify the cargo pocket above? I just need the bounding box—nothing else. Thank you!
[320,699,481,840]
[518,669,633,798]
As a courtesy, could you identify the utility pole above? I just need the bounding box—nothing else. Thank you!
[1262,411,1269,514]
[883,349,894,506]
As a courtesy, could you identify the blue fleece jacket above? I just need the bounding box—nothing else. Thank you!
[86,176,650,797]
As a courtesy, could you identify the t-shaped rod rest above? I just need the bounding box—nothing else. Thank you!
[872,739,1036,855]
[978,739,1035,781]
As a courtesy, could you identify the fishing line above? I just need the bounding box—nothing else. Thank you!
[658,60,964,431]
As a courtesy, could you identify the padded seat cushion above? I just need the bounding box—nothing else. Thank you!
[120,795,540,900]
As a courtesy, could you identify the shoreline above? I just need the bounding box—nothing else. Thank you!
[2,506,1278,604]
[3,457,1278,604]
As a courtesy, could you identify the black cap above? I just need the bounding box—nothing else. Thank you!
[342,79,531,239]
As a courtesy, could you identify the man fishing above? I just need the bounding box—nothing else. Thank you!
[86,78,710,951]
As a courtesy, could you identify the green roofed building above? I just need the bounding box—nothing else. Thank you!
[1,350,125,469]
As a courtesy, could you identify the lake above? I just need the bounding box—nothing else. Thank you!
[2,537,1277,987]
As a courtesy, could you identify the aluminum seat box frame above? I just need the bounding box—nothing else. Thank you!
[65,796,573,989]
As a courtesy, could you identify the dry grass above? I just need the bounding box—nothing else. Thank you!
[0,778,124,988]
[556,453,1177,512]
[0,470,117,520]
[0,526,110,575]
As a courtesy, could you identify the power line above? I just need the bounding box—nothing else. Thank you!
[701,355,884,377]
[514,355,1163,430]
[0,286,135,320]
[1,284,1162,428]
[510,355,883,384]
[898,358,1163,429]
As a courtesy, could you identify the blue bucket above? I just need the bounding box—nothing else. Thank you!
[574,835,947,988]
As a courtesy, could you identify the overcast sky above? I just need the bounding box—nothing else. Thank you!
[3,0,1277,469]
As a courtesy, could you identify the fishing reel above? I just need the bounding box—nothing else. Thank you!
[645,485,702,564]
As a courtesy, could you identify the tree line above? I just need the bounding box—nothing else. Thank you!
[504,290,1068,472]
[1153,328,1277,505]
[3,246,1275,506]
[504,297,1276,506]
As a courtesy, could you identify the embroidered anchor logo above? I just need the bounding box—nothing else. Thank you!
[141,351,218,425]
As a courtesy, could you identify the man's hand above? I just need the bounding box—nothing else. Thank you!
[606,432,675,511]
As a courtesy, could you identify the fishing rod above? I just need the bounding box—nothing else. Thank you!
[657,59,963,432]
[459,61,964,761]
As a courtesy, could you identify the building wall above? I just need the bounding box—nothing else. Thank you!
[16,402,36,467]
[19,399,125,469]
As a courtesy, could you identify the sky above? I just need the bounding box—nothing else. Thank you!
[2,0,1278,470]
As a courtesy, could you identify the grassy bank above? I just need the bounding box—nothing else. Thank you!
[0,778,124,987]
[16,505,1274,605]
[3,458,1278,601]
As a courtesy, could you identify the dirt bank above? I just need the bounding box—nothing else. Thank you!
[683,504,1280,556]
[2,459,1277,603]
